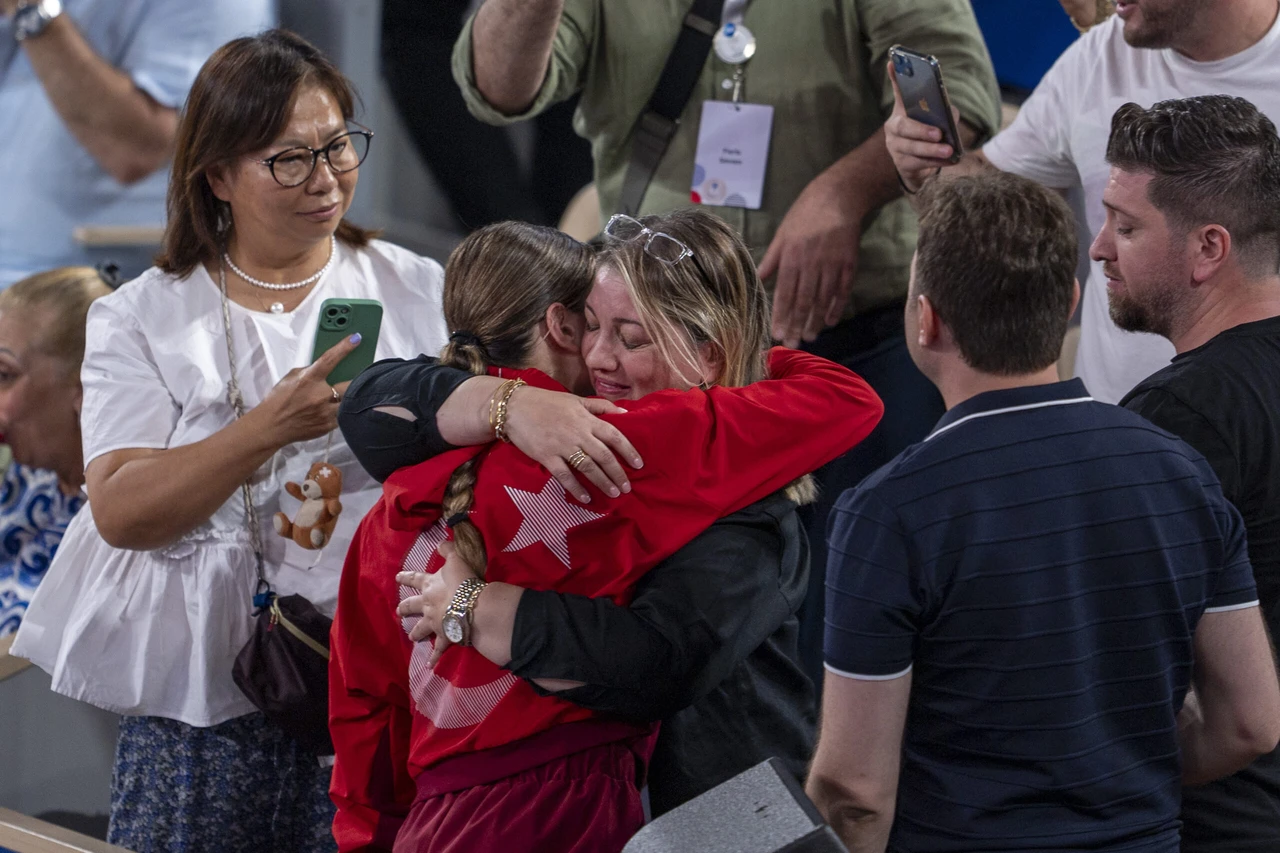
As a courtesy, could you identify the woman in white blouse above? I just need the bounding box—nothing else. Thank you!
[12,30,447,852]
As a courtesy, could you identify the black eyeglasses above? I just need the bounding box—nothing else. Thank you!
[255,123,374,188]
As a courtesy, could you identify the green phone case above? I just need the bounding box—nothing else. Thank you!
[311,298,383,385]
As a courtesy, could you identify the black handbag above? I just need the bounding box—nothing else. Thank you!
[217,258,335,756]
[232,593,334,755]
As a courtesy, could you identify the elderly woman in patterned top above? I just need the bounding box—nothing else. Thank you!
[0,267,111,636]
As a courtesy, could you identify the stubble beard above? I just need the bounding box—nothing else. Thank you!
[1121,0,1201,49]
[1108,283,1179,340]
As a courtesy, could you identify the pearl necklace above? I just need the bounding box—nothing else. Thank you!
[223,238,335,313]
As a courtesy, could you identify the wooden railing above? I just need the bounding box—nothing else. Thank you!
[0,634,31,683]
[70,226,163,249]
[0,809,131,853]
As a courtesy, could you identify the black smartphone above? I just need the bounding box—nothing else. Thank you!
[311,298,383,384]
[889,45,964,164]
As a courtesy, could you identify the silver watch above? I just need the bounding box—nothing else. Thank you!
[440,577,486,647]
[13,0,63,42]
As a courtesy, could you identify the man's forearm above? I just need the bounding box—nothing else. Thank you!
[1178,686,1280,785]
[830,127,905,221]
[471,0,564,115]
[806,776,895,853]
[22,15,176,184]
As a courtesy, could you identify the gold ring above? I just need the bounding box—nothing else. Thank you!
[330,386,341,403]
[567,449,589,470]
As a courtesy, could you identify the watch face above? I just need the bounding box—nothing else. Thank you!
[442,615,465,645]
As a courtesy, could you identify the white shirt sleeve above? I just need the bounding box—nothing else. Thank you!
[122,0,278,109]
[79,295,182,466]
[982,32,1093,190]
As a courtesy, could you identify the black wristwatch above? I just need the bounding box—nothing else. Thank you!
[13,0,63,42]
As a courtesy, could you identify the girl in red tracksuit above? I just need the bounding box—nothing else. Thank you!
[330,214,884,852]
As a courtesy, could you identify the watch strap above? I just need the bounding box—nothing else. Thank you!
[445,577,487,646]
[13,0,63,42]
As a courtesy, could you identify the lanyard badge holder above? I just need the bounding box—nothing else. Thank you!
[691,10,773,210]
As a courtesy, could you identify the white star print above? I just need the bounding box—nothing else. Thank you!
[502,479,605,569]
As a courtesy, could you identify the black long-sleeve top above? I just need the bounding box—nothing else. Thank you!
[338,357,817,815]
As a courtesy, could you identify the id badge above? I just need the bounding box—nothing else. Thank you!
[690,100,774,209]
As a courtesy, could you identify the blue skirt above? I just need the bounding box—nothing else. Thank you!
[108,712,336,852]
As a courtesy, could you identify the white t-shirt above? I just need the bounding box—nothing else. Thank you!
[984,10,1280,404]
[12,239,449,726]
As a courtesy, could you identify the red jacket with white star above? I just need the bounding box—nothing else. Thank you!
[329,348,883,850]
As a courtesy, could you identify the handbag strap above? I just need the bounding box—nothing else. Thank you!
[218,260,272,603]
[617,0,726,216]
[271,598,330,659]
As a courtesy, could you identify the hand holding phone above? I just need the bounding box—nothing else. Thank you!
[886,46,965,192]
[311,298,383,385]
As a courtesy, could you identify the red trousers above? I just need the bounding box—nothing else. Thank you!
[394,723,656,853]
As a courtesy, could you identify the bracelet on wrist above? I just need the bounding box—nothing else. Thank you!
[492,378,526,443]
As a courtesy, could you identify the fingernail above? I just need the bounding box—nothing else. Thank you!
[349,332,362,344]
[622,482,632,494]
[633,458,644,468]
[608,487,620,498]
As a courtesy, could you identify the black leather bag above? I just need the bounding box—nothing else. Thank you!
[216,266,336,756]
[232,593,335,755]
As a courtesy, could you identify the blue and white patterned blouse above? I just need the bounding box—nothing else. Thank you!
[0,458,85,637]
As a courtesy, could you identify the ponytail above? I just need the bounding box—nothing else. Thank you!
[439,334,490,576]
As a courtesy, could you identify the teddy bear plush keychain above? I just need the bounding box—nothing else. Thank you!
[273,433,343,550]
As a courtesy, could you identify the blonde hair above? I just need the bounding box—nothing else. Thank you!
[0,267,113,372]
[438,222,596,575]
[598,209,815,505]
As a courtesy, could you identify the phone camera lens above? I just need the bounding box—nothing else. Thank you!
[336,316,348,327]
[325,306,339,317]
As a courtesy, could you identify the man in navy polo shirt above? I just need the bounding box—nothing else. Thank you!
[805,171,1280,853]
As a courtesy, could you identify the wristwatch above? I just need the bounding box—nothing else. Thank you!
[441,577,487,647]
[13,0,63,42]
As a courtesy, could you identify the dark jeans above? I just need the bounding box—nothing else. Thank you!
[797,305,946,692]
[381,0,593,230]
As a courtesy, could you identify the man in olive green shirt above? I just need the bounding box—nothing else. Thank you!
[453,0,1000,688]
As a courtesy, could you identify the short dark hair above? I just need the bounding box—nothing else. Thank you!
[914,173,1078,375]
[157,30,376,278]
[1106,95,1280,277]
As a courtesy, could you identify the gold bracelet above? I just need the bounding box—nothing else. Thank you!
[488,382,504,436]
[493,379,526,443]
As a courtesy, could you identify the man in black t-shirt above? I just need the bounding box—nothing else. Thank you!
[1091,94,1280,853]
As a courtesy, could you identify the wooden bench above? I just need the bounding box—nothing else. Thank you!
[0,809,131,853]
[0,634,31,684]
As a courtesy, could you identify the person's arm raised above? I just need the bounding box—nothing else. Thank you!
[884,62,997,207]
[86,336,360,551]
[470,0,565,115]
[7,8,176,184]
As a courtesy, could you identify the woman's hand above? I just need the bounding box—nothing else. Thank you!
[255,335,360,447]
[1060,0,1112,29]
[397,540,483,666]
[503,386,643,504]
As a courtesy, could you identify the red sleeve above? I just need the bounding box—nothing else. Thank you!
[612,347,883,517]
[329,512,418,852]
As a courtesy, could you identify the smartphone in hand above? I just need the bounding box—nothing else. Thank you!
[311,298,383,384]
[889,45,964,164]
